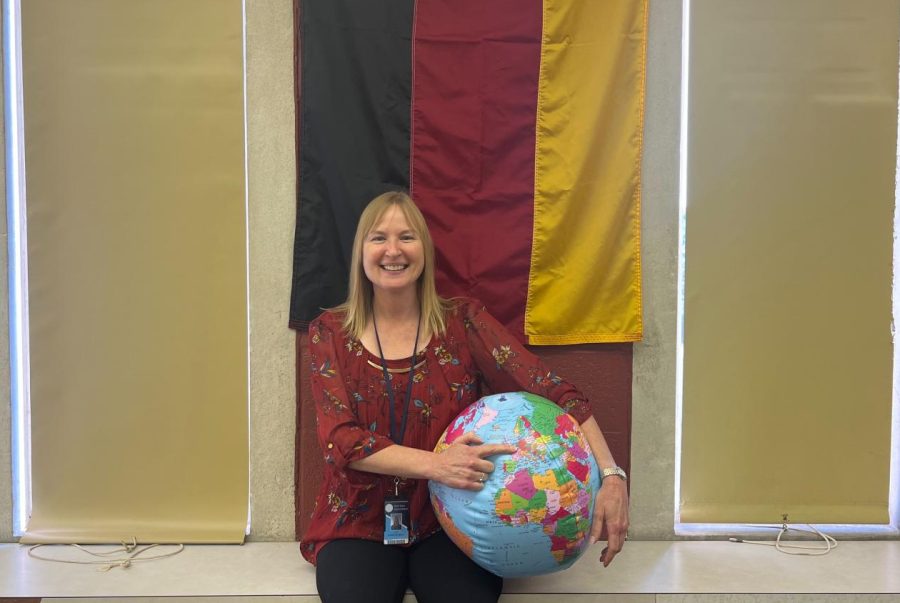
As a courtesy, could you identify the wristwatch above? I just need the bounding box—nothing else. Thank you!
[601,466,627,481]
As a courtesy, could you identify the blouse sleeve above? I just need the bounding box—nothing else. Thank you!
[308,315,396,470]
[461,300,594,424]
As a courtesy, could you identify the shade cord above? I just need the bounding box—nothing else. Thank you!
[729,519,838,556]
[27,538,185,571]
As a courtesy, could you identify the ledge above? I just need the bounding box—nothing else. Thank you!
[2,541,899,599]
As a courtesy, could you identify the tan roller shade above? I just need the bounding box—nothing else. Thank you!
[680,0,897,524]
[19,0,248,543]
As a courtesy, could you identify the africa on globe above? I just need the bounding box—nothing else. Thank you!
[428,392,600,578]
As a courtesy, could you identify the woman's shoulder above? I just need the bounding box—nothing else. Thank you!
[309,308,346,336]
[443,296,476,314]
[443,296,490,323]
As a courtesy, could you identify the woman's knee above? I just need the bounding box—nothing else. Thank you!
[316,539,409,603]
[407,532,503,603]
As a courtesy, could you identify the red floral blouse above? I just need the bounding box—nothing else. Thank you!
[299,298,592,565]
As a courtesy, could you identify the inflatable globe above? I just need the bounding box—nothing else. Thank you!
[428,391,600,577]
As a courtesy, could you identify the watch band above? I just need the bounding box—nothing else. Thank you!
[601,466,627,481]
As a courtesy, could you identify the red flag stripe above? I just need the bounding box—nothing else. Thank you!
[410,0,543,339]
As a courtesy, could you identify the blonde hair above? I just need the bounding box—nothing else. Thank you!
[334,191,453,340]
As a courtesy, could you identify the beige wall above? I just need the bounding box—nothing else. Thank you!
[245,0,298,541]
[0,0,682,541]
[630,0,682,538]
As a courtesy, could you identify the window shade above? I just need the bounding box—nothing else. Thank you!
[19,0,248,543]
[680,0,897,524]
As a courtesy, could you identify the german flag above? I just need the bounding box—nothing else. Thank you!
[290,0,647,344]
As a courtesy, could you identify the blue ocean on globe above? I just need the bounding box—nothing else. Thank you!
[428,391,601,578]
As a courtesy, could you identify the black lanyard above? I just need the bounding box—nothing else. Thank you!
[373,313,421,445]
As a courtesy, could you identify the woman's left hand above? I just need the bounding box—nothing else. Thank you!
[589,476,629,567]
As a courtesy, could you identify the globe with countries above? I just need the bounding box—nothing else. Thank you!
[428,391,600,578]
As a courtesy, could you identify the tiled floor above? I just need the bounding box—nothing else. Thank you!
[1,541,899,600]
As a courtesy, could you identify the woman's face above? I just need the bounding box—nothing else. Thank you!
[362,205,425,295]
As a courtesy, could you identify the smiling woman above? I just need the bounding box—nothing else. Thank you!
[301,191,629,603]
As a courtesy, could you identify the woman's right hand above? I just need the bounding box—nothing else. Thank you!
[431,432,518,490]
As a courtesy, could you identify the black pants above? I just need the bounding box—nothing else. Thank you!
[316,531,503,603]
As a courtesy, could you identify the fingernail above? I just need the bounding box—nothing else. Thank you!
[589,536,597,545]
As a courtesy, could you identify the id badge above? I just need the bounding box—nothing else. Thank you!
[383,495,410,545]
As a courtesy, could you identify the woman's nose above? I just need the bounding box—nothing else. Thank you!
[385,239,401,255]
